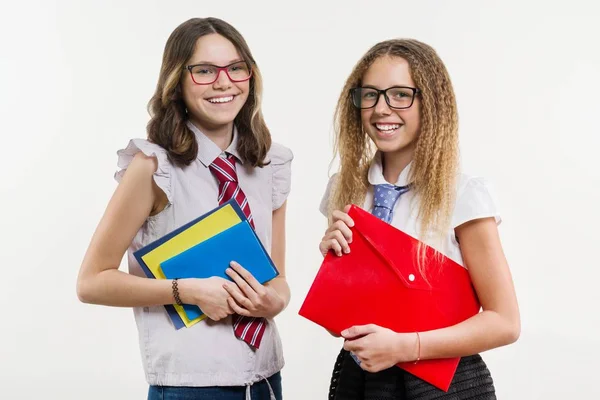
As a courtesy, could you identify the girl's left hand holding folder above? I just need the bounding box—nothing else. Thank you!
[341,324,419,373]
[223,261,286,319]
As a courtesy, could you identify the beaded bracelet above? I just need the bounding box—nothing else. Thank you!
[172,278,183,306]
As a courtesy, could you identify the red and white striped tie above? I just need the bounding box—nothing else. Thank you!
[209,154,266,348]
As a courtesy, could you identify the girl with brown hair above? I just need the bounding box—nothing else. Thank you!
[319,39,520,399]
[76,17,292,400]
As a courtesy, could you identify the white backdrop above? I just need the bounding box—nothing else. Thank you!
[1,0,599,399]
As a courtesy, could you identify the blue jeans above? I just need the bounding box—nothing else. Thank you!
[148,372,282,400]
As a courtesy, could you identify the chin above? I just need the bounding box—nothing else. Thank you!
[370,138,407,154]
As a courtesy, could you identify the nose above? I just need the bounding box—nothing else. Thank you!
[212,68,232,90]
[374,93,392,116]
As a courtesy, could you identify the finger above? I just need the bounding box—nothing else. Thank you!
[327,238,343,257]
[208,313,223,321]
[333,220,353,243]
[343,339,362,353]
[229,261,263,293]
[226,302,235,315]
[228,297,251,316]
[362,363,374,373]
[343,204,352,213]
[329,230,350,253]
[226,264,258,300]
[341,324,378,339]
[223,283,254,310]
[320,235,344,256]
[332,209,354,227]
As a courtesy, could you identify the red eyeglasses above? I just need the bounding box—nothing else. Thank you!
[184,61,253,85]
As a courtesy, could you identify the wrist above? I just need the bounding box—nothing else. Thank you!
[393,332,420,363]
[413,332,421,364]
[176,278,198,305]
[263,295,285,319]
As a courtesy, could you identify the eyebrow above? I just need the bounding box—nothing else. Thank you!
[361,84,413,89]
[188,59,245,66]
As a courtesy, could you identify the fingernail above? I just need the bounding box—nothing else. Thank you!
[344,248,350,254]
[341,329,348,336]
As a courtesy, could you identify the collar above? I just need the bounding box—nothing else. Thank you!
[186,120,242,167]
[367,151,413,187]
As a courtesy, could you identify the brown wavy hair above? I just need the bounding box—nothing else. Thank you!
[329,39,459,277]
[147,17,271,167]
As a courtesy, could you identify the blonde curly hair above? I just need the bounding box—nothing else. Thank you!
[328,39,459,278]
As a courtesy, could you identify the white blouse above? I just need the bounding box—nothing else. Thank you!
[319,152,501,268]
[115,121,293,388]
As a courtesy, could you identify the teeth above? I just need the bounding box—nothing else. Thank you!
[375,123,401,131]
[208,96,234,104]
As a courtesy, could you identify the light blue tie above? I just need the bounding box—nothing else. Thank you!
[372,183,411,223]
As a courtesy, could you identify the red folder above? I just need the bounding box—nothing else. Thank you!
[298,205,481,391]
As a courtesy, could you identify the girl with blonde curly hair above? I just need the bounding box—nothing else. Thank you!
[319,39,520,399]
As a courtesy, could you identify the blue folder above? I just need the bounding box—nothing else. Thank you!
[133,199,247,329]
[159,220,279,321]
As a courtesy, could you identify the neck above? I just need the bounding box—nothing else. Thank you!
[189,117,234,151]
[381,147,414,185]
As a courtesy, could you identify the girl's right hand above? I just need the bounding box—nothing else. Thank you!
[319,204,355,257]
[179,277,234,321]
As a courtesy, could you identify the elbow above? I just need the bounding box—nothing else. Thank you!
[76,275,96,304]
[508,320,521,344]
[502,316,521,345]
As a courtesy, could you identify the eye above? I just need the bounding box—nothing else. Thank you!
[363,91,377,99]
[389,88,413,98]
[192,65,215,75]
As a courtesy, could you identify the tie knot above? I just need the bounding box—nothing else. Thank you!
[209,154,238,183]
[373,184,410,210]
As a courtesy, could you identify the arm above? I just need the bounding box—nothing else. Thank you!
[266,200,291,308]
[343,217,520,371]
[416,217,520,359]
[76,152,176,307]
[76,153,233,320]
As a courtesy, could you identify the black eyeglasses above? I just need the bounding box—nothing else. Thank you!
[350,86,420,110]
[184,61,252,85]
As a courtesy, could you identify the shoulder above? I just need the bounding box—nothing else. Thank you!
[319,173,339,217]
[115,138,173,203]
[452,173,502,228]
[267,142,294,210]
[267,142,294,165]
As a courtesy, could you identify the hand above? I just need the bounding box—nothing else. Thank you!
[178,277,233,321]
[319,204,354,257]
[223,261,285,319]
[342,324,418,373]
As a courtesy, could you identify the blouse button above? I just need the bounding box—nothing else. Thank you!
[408,274,415,282]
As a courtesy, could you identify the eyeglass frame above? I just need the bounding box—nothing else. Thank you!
[349,86,421,110]
[184,60,253,85]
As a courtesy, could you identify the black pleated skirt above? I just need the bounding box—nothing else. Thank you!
[328,349,496,400]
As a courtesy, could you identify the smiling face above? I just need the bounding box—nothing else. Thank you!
[360,56,421,158]
[182,33,251,134]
